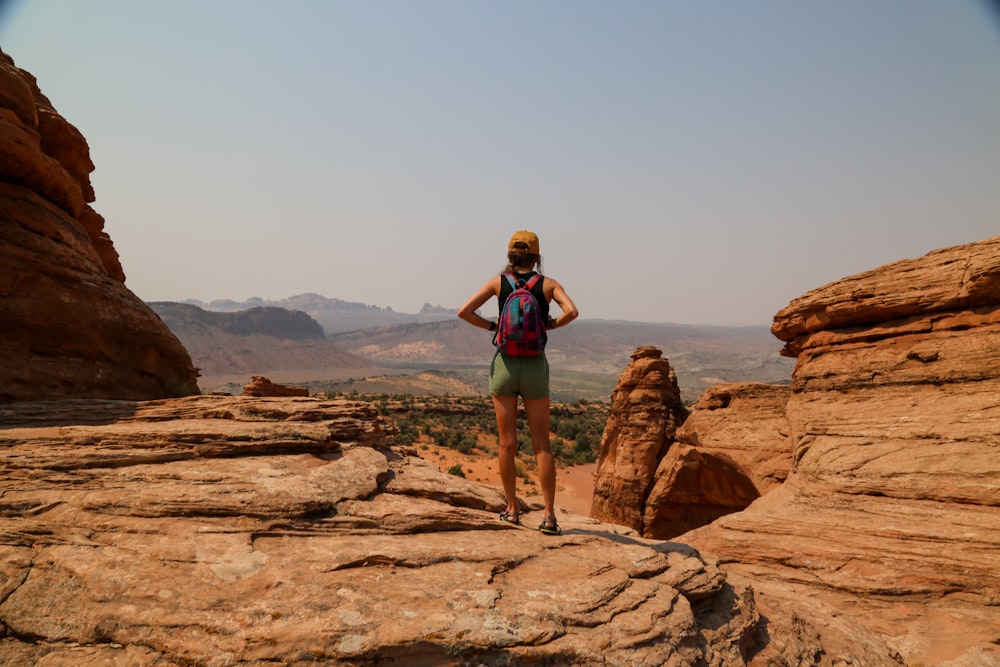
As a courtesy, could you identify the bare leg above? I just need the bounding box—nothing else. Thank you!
[492,394,520,518]
[523,396,556,522]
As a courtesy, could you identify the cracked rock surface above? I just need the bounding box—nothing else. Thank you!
[0,396,757,666]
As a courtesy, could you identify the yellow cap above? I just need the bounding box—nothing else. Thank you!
[508,230,540,255]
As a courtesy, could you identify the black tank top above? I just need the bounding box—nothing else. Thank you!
[498,271,549,322]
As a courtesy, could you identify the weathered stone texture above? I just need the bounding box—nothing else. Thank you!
[771,234,1000,354]
[685,235,1000,666]
[590,346,689,532]
[241,374,310,397]
[675,382,791,492]
[591,349,791,541]
[0,49,198,402]
[642,381,792,540]
[0,395,760,666]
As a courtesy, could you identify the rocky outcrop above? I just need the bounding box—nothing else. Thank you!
[684,235,1000,666]
[0,50,199,402]
[638,382,792,540]
[591,349,791,541]
[674,382,792,495]
[590,346,689,532]
[241,375,309,397]
[0,395,761,665]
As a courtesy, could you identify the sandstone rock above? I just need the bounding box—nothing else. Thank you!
[641,443,763,541]
[643,382,793,539]
[79,204,125,281]
[0,395,761,665]
[0,49,198,402]
[590,346,689,532]
[771,234,1000,355]
[685,235,1000,666]
[241,375,310,397]
[675,382,792,495]
[593,353,793,541]
[0,54,86,219]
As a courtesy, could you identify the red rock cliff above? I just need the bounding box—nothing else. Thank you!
[684,235,1000,665]
[0,50,199,401]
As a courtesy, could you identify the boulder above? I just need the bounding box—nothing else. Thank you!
[0,49,198,402]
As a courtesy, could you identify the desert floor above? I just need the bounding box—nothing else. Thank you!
[419,442,597,517]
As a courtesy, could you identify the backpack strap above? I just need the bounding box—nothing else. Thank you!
[499,273,542,317]
[504,272,540,290]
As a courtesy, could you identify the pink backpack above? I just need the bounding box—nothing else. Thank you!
[493,273,547,356]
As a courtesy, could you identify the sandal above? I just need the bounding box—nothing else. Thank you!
[499,510,521,526]
[538,515,561,536]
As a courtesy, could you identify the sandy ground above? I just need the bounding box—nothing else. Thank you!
[419,442,596,517]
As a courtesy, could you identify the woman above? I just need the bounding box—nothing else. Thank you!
[457,230,579,535]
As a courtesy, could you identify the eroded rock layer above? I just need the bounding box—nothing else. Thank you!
[685,235,1000,666]
[0,50,198,402]
[642,382,792,539]
[674,382,791,496]
[0,395,760,665]
[590,346,689,532]
[591,349,791,542]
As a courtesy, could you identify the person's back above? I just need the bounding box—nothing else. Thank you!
[494,271,546,357]
[457,230,579,535]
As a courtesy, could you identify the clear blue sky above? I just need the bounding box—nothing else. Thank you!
[2,1,998,325]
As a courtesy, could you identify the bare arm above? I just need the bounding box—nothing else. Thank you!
[457,276,501,331]
[545,277,579,329]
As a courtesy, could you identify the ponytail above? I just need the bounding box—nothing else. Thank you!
[505,251,542,274]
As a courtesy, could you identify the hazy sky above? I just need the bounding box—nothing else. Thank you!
[2,1,998,325]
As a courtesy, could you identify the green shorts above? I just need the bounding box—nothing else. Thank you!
[489,352,550,400]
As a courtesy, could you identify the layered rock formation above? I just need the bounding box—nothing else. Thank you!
[0,49,198,402]
[152,302,328,341]
[641,382,792,539]
[684,235,1000,666]
[674,382,792,496]
[590,346,689,532]
[0,395,761,665]
[591,348,789,541]
[241,374,309,397]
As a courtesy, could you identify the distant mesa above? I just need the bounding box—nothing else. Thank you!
[182,294,458,334]
[158,295,796,400]
[151,302,325,341]
[147,301,371,389]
